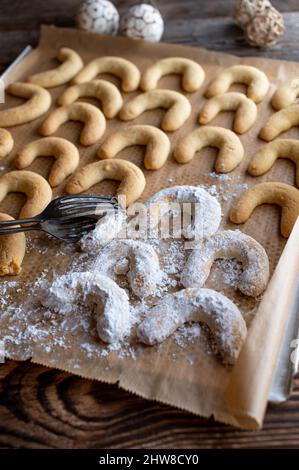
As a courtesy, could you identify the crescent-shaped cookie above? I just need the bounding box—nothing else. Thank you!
[39,102,106,146]
[15,137,80,187]
[174,126,244,172]
[259,104,299,141]
[98,124,170,170]
[140,57,205,92]
[0,212,26,276]
[272,79,299,110]
[28,47,83,88]
[119,89,191,132]
[57,79,123,119]
[144,185,221,240]
[248,139,299,187]
[73,56,140,92]
[65,159,146,207]
[42,272,132,343]
[0,82,51,127]
[137,287,247,364]
[94,239,163,299]
[199,92,257,134]
[230,182,299,238]
[181,230,269,297]
[0,170,52,218]
[205,65,269,103]
[80,208,125,252]
[0,128,14,159]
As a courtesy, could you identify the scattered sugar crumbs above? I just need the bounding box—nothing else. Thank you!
[0,180,252,370]
[0,235,217,368]
[206,172,248,203]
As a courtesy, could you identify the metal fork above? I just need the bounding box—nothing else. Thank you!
[0,194,119,242]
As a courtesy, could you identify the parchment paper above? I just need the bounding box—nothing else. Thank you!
[1,25,299,430]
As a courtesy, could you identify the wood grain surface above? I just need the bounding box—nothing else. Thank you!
[0,0,299,449]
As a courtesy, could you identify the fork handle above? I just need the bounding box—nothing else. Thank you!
[0,215,39,228]
[0,224,41,235]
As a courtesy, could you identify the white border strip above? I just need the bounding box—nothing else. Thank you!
[0,45,33,81]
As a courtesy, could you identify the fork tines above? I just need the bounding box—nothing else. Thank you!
[56,195,119,206]
[55,195,119,219]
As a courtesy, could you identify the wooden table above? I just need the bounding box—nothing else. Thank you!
[0,0,299,449]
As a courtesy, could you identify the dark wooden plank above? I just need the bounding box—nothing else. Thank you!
[2,14,299,77]
[0,361,298,449]
[1,3,299,73]
[1,0,299,449]
[163,13,299,61]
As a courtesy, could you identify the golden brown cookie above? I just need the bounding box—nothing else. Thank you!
[0,212,26,276]
[272,79,299,110]
[65,159,145,207]
[0,128,14,159]
[0,82,51,127]
[248,139,299,187]
[140,57,205,92]
[174,126,244,172]
[205,65,269,103]
[15,137,80,187]
[98,125,170,170]
[73,56,140,92]
[230,182,299,238]
[28,47,83,88]
[0,170,52,218]
[119,89,191,132]
[259,104,299,141]
[57,79,123,118]
[39,102,106,146]
[199,92,257,134]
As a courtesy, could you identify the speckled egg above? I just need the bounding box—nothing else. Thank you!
[120,4,164,42]
[76,0,119,35]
